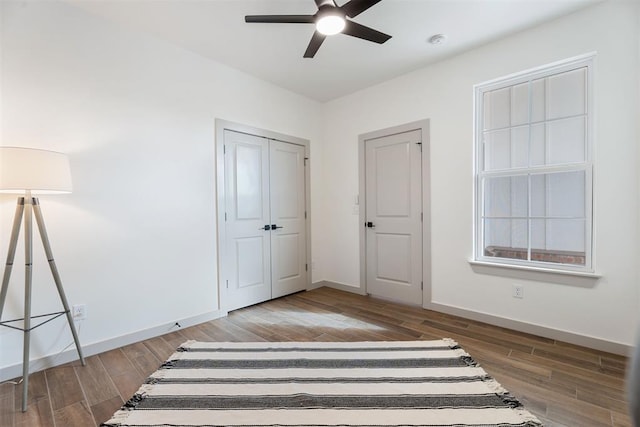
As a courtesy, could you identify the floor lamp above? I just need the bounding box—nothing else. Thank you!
[0,147,85,412]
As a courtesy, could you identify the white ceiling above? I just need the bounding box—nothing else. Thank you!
[67,0,599,102]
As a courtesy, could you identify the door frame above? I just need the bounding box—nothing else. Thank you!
[215,119,312,313]
[358,120,431,308]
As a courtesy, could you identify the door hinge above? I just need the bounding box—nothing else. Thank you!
[305,263,308,271]
[223,145,226,154]
[226,279,229,289]
[304,211,307,219]
[416,141,422,151]
[421,281,423,290]
[224,212,227,221]
[304,157,309,166]
[421,212,423,222]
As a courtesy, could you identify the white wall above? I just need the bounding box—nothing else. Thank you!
[321,0,639,349]
[0,0,323,376]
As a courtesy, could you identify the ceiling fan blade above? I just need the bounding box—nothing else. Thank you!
[342,20,391,44]
[341,0,383,18]
[245,15,315,24]
[304,31,327,58]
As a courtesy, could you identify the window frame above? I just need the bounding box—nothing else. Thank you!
[473,54,595,274]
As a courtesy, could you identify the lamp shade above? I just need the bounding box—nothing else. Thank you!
[0,147,72,194]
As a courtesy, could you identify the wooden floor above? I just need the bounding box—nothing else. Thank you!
[0,286,631,426]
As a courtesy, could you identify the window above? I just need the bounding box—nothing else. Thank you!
[474,55,594,272]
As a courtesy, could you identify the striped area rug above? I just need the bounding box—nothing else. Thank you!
[103,340,542,427]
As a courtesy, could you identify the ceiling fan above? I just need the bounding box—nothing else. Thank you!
[245,0,391,58]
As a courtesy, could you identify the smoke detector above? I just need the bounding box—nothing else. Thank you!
[428,34,447,45]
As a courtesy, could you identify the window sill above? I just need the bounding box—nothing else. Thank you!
[468,260,601,279]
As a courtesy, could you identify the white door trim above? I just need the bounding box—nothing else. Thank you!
[215,119,312,312]
[358,120,431,308]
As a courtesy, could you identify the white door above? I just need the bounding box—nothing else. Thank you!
[224,130,271,311]
[223,130,307,311]
[270,140,307,298]
[365,129,422,304]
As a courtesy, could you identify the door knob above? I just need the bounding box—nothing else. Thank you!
[366,222,375,228]
[271,224,283,229]
[260,224,271,231]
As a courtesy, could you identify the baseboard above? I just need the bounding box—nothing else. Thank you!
[314,283,631,356]
[0,309,226,383]
[312,280,366,295]
[426,301,631,356]
[308,280,325,290]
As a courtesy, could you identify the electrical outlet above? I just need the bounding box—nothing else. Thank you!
[72,304,87,320]
[512,285,524,299]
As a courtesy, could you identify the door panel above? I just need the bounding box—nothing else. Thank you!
[365,129,422,304]
[375,144,411,217]
[224,130,271,311]
[270,140,307,298]
[376,233,411,284]
[235,144,265,220]
[275,234,301,279]
[236,236,267,288]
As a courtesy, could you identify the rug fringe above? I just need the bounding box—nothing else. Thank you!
[149,368,169,380]
[177,339,196,351]
[100,381,155,425]
[442,337,459,348]
[100,408,131,426]
[483,378,509,395]
[143,377,158,385]
[123,392,146,409]
[451,348,472,358]
[513,408,544,426]
[461,354,480,367]
[499,391,526,409]
[119,383,153,410]
[164,356,179,364]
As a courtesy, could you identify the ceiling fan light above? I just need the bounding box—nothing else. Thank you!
[316,15,345,35]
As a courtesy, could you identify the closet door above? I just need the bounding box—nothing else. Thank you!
[269,140,307,298]
[224,130,271,311]
[223,131,307,312]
